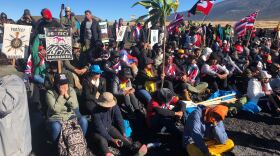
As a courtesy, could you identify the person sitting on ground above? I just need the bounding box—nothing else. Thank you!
[89,40,110,66]
[63,42,89,76]
[184,105,234,156]
[247,70,280,115]
[82,65,106,114]
[112,67,145,119]
[201,54,229,91]
[146,88,186,140]
[158,53,183,92]
[32,43,47,85]
[45,74,88,143]
[173,49,188,72]
[134,58,158,105]
[91,92,147,156]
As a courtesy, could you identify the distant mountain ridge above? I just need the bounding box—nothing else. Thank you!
[168,0,280,21]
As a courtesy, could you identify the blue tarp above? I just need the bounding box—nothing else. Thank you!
[241,101,262,113]
[208,90,236,101]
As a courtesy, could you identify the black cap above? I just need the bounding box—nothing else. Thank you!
[144,58,154,65]
[156,88,175,104]
[54,74,69,86]
[111,51,120,58]
[119,67,133,79]
[24,9,31,16]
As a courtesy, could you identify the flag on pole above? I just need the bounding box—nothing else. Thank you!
[188,0,215,17]
[234,11,259,37]
[167,13,184,33]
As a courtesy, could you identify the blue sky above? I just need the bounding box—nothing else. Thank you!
[0,0,222,21]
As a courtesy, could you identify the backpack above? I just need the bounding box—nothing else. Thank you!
[58,118,88,156]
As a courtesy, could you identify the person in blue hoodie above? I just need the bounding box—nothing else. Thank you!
[184,105,234,156]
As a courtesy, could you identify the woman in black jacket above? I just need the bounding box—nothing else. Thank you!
[82,65,106,114]
[134,58,159,105]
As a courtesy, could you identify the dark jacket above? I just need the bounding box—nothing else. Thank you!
[80,19,101,45]
[63,52,89,73]
[134,69,159,90]
[82,76,106,113]
[92,105,125,141]
[82,76,106,102]
[35,18,61,35]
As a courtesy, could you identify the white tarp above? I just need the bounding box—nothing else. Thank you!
[2,24,32,59]
[116,26,127,42]
[0,75,32,156]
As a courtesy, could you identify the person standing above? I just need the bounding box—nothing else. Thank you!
[80,10,101,51]
[60,6,78,35]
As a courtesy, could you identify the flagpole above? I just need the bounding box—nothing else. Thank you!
[201,15,208,25]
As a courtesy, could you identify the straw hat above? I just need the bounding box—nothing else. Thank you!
[96,92,117,108]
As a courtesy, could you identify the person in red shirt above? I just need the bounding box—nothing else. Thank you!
[147,88,186,139]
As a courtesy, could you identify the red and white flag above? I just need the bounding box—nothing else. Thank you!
[188,0,215,17]
[167,13,184,33]
[234,11,259,37]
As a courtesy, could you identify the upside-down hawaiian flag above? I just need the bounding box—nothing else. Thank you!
[188,0,215,17]
[234,11,259,37]
[246,11,259,29]
[167,13,184,33]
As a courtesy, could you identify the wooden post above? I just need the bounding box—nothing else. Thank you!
[161,23,166,89]
[57,60,62,74]
[12,58,16,67]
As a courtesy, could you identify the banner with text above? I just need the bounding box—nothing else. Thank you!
[45,28,72,61]
[2,24,32,59]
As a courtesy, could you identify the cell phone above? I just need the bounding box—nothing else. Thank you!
[61,4,65,10]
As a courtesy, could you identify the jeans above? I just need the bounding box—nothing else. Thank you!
[136,89,152,105]
[47,116,88,142]
[92,126,132,155]
[33,75,45,84]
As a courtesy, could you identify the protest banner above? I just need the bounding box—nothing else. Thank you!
[116,26,127,42]
[99,22,109,43]
[45,28,72,61]
[150,29,159,47]
[2,24,32,59]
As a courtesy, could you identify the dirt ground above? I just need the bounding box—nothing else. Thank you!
[224,111,280,156]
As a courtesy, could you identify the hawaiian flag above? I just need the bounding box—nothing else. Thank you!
[246,11,258,29]
[234,11,259,37]
[188,0,215,17]
[167,13,184,33]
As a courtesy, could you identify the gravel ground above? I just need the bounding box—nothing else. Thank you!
[224,111,280,156]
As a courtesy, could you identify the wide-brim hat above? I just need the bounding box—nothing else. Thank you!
[259,70,272,79]
[96,92,117,108]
